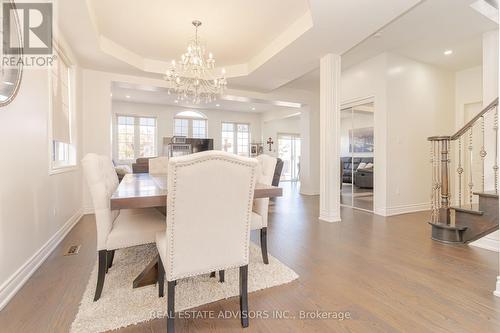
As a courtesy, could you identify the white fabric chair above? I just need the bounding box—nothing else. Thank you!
[82,153,166,301]
[149,156,169,174]
[156,151,258,332]
[251,154,277,264]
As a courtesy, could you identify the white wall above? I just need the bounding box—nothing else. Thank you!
[111,101,261,160]
[385,53,455,214]
[455,66,482,130]
[261,115,301,158]
[341,54,388,214]
[0,61,83,307]
[341,53,455,215]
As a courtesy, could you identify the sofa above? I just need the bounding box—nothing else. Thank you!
[341,157,373,189]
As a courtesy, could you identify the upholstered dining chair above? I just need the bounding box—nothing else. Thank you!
[149,156,169,174]
[156,151,258,332]
[82,153,166,301]
[251,154,277,264]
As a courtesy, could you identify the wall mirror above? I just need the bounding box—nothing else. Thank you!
[0,0,23,107]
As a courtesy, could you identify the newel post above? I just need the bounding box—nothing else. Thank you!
[428,136,451,225]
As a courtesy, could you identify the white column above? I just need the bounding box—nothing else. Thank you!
[319,54,341,222]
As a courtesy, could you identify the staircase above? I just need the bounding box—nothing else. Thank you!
[428,98,499,244]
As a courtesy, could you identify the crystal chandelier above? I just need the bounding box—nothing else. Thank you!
[164,20,227,104]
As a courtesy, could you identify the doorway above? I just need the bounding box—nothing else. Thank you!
[278,133,301,182]
[340,102,374,212]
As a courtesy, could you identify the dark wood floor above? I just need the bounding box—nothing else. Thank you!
[1,183,499,332]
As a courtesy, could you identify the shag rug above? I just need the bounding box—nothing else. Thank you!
[71,243,298,333]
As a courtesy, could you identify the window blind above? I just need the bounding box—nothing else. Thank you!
[51,49,71,143]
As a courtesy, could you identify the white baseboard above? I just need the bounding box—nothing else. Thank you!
[319,210,341,223]
[495,277,500,298]
[470,233,500,252]
[0,209,83,311]
[375,203,430,217]
[82,205,94,215]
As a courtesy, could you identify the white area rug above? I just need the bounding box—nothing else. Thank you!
[71,243,298,333]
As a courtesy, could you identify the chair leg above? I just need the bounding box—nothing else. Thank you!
[167,280,176,333]
[239,265,249,328]
[210,271,216,278]
[260,227,269,264]
[158,257,165,298]
[107,250,115,270]
[219,270,225,283]
[94,250,107,301]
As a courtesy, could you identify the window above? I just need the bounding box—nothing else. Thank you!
[174,118,189,137]
[173,111,207,138]
[192,119,207,138]
[115,115,157,161]
[50,46,76,172]
[221,122,250,156]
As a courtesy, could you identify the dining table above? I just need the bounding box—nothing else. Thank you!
[110,173,283,288]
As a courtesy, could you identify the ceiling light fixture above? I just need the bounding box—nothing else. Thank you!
[125,95,131,98]
[251,107,256,111]
[444,50,453,55]
[216,103,220,107]
[164,20,227,104]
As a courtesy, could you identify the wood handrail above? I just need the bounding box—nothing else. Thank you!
[427,98,499,141]
[451,97,499,140]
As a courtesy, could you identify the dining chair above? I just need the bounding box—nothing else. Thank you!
[149,156,169,174]
[82,153,166,301]
[251,154,277,264]
[156,151,258,332]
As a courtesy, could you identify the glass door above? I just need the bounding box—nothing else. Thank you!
[278,133,301,181]
[340,107,354,207]
[340,103,374,211]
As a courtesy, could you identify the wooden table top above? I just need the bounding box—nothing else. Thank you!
[110,173,283,210]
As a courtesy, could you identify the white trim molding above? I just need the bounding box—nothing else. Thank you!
[319,54,342,223]
[470,233,500,252]
[375,203,431,217]
[0,209,83,311]
[495,276,500,298]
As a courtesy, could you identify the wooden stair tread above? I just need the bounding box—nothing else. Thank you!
[428,222,468,231]
[450,205,483,215]
[473,191,499,198]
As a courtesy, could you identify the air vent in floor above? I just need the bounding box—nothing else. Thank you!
[64,245,81,256]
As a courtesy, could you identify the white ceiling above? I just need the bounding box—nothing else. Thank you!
[89,0,309,67]
[111,82,303,113]
[285,0,498,92]
[58,0,422,92]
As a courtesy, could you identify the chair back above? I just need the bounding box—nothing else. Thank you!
[163,151,258,280]
[82,153,119,251]
[149,156,169,174]
[254,154,277,227]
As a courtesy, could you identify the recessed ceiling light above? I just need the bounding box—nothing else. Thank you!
[251,107,256,111]
[125,95,131,98]
[174,100,179,103]
[444,50,453,55]
[216,104,220,107]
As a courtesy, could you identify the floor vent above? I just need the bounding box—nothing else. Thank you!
[65,245,81,256]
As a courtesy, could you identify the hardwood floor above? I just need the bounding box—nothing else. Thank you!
[1,182,499,332]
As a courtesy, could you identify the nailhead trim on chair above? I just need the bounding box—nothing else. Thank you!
[166,154,257,281]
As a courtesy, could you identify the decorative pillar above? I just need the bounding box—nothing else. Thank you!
[319,54,341,222]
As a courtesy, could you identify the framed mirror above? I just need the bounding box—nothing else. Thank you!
[0,0,23,107]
